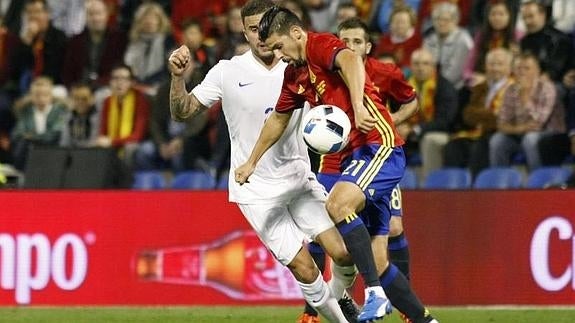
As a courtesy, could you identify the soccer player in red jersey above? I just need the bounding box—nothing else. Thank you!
[236,7,436,323]
[297,17,437,323]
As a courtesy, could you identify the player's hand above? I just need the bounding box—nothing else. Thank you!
[234,162,255,185]
[168,45,191,77]
[354,105,377,133]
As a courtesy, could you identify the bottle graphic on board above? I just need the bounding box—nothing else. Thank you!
[135,230,303,300]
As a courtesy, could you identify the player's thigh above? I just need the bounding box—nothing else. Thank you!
[289,183,334,239]
[389,185,404,237]
[238,203,305,266]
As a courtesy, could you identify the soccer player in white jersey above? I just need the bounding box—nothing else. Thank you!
[167,1,372,322]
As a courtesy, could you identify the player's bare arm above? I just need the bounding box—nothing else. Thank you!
[335,49,376,133]
[235,110,293,184]
[168,45,207,122]
[391,98,419,125]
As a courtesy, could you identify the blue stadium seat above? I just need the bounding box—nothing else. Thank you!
[171,171,216,190]
[399,168,418,189]
[473,167,523,189]
[132,171,167,190]
[423,168,471,189]
[526,167,573,189]
[216,170,230,190]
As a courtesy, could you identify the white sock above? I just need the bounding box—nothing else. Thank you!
[298,273,348,323]
[327,260,357,300]
[365,286,388,300]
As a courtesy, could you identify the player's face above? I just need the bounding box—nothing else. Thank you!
[243,13,274,60]
[338,28,371,60]
[265,31,305,67]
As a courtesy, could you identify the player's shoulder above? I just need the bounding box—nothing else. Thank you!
[366,57,401,74]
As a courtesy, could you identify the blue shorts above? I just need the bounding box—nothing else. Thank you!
[340,145,405,236]
[318,172,403,217]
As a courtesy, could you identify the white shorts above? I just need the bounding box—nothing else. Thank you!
[237,179,334,266]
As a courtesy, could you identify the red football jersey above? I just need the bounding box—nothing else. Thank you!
[315,56,417,173]
[276,32,404,156]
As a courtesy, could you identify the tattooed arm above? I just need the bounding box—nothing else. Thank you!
[168,45,207,121]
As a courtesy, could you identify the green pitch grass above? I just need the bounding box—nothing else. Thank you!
[1,306,574,322]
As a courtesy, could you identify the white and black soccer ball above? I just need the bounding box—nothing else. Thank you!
[301,104,351,154]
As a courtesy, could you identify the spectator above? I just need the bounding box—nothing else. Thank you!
[0,0,25,34]
[118,0,171,33]
[134,59,211,172]
[170,0,231,41]
[464,0,521,88]
[47,0,86,37]
[375,5,422,75]
[0,108,14,164]
[61,0,127,89]
[489,52,566,170]
[520,0,574,83]
[216,6,247,60]
[444,48,514,177]
[418,0,472,34]
[423,1,473,90]
[9,0,67,94]
[0,15,18,100]
[303,0,346,32]
[403,47,458,178]
[277,0,313,29]
[123,2,175,96]
[369,0,421,33]
[550,0,575,34]
[180,19,217,75]
[10,76,66,170]
[96,64,150,168]
[60,83,100,148]
[332,2,359,33]
[470,0,520,34]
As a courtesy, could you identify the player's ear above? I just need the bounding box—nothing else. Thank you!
[291,26,302,40]
[366,42,372,55]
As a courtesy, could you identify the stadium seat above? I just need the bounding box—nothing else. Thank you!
[171,171,216,189]
[399,168,418,189]
[216,170,230,190]
[132,171,167,190]
[525,167,573,189]
[423,168,471,189]
[473,167,523,189]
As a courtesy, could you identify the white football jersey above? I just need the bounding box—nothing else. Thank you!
[192,51,316,203]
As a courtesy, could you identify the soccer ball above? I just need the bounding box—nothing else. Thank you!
[301,104,351,154]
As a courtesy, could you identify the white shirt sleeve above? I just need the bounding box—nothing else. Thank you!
[191,61,225,108]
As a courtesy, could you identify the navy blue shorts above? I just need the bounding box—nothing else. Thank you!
[317,172,403,217]
[339,145,405,236]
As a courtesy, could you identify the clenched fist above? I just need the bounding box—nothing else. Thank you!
[168,45,192,77]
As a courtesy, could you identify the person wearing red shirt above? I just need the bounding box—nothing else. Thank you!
[296,17,435,323]
[235,7,437,323]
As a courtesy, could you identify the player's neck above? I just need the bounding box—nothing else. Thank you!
[253,53,280,70]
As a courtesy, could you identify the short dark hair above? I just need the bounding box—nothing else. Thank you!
[241,0,275,21]
[258,6,304,41]
[110,63,134,79]
[337,17,370,42]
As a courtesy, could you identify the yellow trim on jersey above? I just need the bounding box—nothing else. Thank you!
[345,212,358,223]
[363,94,395,147]
[357,146,393,190]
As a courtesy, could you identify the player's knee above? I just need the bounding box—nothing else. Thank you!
[288,260,319,283]
[330,249,353,266]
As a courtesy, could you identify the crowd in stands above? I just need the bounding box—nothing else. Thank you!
[0,0,574,189]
